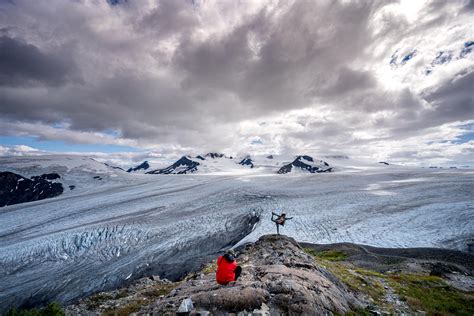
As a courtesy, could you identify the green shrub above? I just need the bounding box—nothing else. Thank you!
[304,248,348,261]
[389,274,474,315]
[5,302,64,316]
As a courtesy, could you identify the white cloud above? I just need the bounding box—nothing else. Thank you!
[0,0,472,165]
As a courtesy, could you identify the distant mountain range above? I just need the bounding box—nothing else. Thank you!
[128,153,333,175]
[1,153,399,207]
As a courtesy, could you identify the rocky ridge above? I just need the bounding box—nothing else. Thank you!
[141,154,334,175]
[277,156,332,174]
[0,171,63,207]
[64,234,474,315]
[127,161,150,173]
[147,156,200,174]
[66,235,361,315]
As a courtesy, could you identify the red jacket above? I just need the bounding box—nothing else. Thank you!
[216,255,237,285]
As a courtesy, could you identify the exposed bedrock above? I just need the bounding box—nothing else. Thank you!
[0,171,63,207]
[146,235,361,315]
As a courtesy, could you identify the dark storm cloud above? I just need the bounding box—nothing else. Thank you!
[0,71,199,140]
[172,1,384,116]
[424,71,474,124]
[0,35,78,87]
[463,0,474,11]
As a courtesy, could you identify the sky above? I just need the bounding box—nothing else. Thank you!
[0,0,473,168]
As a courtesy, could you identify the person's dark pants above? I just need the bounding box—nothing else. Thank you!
[235,266,242,281]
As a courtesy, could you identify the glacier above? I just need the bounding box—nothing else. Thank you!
[0,155,473,311]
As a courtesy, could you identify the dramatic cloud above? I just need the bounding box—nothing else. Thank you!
[0,35,78,86]
[0,0,472,165]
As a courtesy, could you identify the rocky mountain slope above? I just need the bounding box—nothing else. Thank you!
[0,171,63,207]
[146,156,200,174]
[127,161,151,173]
[67,235,361,315]
[65,235,474,315]
[277,155,332,174]
[0,155,129,196]
[143,153,334,175]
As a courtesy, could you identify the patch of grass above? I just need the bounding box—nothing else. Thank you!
[202,261,217,274]
[305,248,384,303]
[388,274,474,315]
[97,282,177,315]
[327,263,386,304]
[5,302,64,316]
[355,268,384,278]
[86,292,113,309]
[304,248,348,261]
[142,283,176,299]
[344,308,372,316]
[103,300,144,316]
[113,290,129,300]
[305,246,474,315]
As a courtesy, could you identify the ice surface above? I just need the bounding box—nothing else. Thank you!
[0,155,473,311]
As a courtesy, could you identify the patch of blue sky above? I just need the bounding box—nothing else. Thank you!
[107,0,127,5]
[453,123,474,144]
[401,50,416,65]
[0,135,139,153]
[453,132,474,144]
[459,41,473,58]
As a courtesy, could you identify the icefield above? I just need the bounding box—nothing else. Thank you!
[0,155,473,311]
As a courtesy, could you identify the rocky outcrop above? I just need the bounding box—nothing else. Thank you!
[147,156,200,174]
[64,235,474,315]
[205,153,225,159]
[145,235,360,315]
[127,161,150,172]
[239,156,254,168]
[0,171,63,207]
[277,155,332,174]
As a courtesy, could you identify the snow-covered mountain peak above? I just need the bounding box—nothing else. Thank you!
[127,161,150,173]
[147,156,200,174]
[277,155,332,174]
[204,152,225,159]
[0,154,129,194]
[239,156,254,168]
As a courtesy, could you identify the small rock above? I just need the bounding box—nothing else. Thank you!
[177,297,194,314]
[150,275,161,281]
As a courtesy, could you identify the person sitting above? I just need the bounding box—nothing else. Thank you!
[271,212,293,235]
[216,249,242,285]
